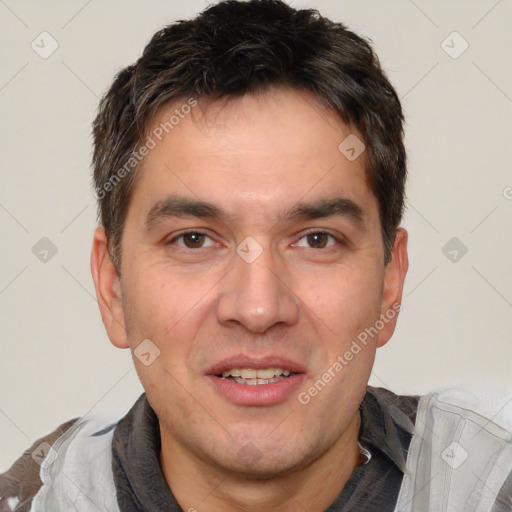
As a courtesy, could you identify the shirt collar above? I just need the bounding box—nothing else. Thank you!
[111,393,181,512]
[357,385,418,474]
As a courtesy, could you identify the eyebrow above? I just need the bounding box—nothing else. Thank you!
[144,194,366,230]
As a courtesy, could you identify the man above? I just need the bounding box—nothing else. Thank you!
[1,1,511,511]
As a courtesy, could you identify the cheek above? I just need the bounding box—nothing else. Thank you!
[122,268,205,412]
[299,261,383,340]
[122,263,222,389]
[124,263,205,340]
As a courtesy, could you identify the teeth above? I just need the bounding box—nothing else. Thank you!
[252,368,274,379]
[222,369,241,378]
[221,367,291,379]
[240,369,258,379]
[231,376,285,385]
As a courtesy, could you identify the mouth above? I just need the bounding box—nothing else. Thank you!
[206,356,307,406]
[217,367,297,385]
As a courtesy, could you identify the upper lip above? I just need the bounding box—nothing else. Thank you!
[206,354,307,376]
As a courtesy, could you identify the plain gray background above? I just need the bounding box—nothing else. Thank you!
[1,0,511,470]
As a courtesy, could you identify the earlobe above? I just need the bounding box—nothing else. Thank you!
[90,226,129,349]
[376,227,409,348]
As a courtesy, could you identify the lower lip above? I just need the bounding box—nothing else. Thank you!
[206,374,307,406]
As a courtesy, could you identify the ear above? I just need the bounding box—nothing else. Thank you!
[90,226,129,349]
[376,227,409,348]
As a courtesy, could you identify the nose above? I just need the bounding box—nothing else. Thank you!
[216,242,300,333]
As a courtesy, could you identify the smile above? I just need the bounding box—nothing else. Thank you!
[220,367,295,385]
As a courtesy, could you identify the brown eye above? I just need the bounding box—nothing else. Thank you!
[170,232,215,249]
[296,232,337,249]
[307,233,329,248]
[182,233,205,248]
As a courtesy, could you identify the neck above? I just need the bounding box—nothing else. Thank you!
[159,411,362,512]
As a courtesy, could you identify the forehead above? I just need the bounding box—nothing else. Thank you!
[129,87,379,229]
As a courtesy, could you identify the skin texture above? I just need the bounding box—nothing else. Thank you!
[91,86,408,511]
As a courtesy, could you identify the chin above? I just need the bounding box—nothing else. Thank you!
[209,441,323,480]
[221,458,304,481]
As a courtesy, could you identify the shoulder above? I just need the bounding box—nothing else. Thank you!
[367,384,512,435]
[0,414,121,512]
[424,386,512,433]
[30,414,121,512]
[395,386,512,511]
[0,417,80,512]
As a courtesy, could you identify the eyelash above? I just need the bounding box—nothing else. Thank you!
[167,229,345,250]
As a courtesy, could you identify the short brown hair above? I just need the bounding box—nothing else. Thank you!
[92,0,407,273]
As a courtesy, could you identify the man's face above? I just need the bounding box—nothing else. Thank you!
[96,87,407,477]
